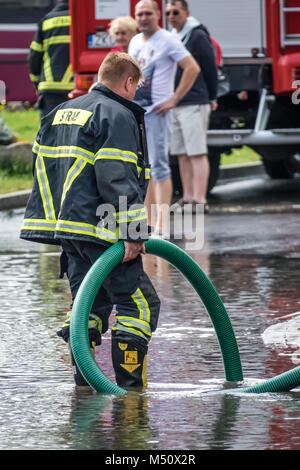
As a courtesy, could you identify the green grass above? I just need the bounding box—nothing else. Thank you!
[0,108,261,195]
[221,146,261,166]
[1,108,40,143]
[0,108,38,194]
[0,173,33,195]
[1,108,261,166]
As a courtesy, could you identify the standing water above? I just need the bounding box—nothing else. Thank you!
[0,209,300,450]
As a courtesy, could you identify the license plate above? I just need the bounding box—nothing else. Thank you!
[88,33,116,49]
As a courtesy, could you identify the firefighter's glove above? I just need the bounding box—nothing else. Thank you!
[87,313,102,346]
[57,312,102,346]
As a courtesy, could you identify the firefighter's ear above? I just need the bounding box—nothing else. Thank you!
[125,76,138,100]
[125,76,133,90]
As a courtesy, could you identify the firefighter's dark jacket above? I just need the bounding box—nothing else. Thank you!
[28,1,74,93]
[20,84,150,247]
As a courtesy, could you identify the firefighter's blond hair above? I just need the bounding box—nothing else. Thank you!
[98,52,143,87]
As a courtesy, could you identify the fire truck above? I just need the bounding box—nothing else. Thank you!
[69,0,300,191]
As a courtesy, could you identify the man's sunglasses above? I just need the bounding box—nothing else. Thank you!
[166,10,180,16]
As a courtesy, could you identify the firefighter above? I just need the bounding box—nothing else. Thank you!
[20,52,160,391]
[28,0,74,119]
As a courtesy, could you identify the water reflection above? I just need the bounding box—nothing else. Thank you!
[0,210,300,450]
[68,390,158,450]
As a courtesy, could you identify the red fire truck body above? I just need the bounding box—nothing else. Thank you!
[68,0,164,97]
[68,0,300,188]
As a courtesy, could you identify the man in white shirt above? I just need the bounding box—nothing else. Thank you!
[129,0,199,237]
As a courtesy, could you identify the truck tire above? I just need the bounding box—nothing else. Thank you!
[258,145,300,179]
[207,149,221,192]
[170,150,221,199]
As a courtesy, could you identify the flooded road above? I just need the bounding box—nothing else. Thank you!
[0,205,300,451]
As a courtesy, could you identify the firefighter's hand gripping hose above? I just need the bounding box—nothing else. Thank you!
[69,239,300,395]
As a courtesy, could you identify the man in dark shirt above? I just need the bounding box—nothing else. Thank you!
[166,0,218,214]
[28,0,73,119]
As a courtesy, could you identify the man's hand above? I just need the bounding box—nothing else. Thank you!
[210,100,218,111]
[123,241,146,263]
[153,96,177,115]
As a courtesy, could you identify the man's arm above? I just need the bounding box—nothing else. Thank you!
[28,24,43,89]
[153,56,200,115]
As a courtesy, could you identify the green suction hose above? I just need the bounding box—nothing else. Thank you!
[70,241,127,394]
[70,239,243,393]
[239,365,300,394]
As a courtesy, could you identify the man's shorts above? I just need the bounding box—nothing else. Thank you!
[170,104,211,157]
[145,111,172,182]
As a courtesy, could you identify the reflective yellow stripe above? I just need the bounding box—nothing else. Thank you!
[42,15,71,31]
[43,51,53,82]
[95,148,138,166]
[30,40,43,52]
[36,157,56,221]
[112,324,150,342]
[61,64,73,84]
[59,158,87,209]
[32,141,40,155]
[114,207,147,223]
[30,73,39,83]
[116,316,152,336]
[36,144,94,163]
[22,219,56,231]
[131,288,151,323]
[145,168,151,179]
[38,81,74,91]
[43,35,70,50]
[56,219,119,243]
[22,218,119,244]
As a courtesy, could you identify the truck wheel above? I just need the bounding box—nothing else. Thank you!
[170,150,221,198]
[207,149,221,192]
[259,146,300,179]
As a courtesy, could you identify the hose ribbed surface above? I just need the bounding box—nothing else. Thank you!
[240,365,300,394]
[70,241,127,394]
[70,239,244,393]
[146,239,243,382]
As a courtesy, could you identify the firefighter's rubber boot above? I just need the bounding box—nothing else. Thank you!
[57,311,102,387]
[111,338,148,391]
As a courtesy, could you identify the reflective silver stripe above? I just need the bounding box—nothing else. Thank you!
[36,156,56,220]
[60,158,87,209]
[30,41,43,52]
[22,219,56,230]
[112,324,150,342]
[131,288,151,323]
[37,145,94,163]
[22,218,118,243]
[43,35,70,50]
[32,141,40,154]
[56,220,118,243]
[38,81,74,91]
[95,148,138,165]
[116,316,151,335]
[115,208,147,223]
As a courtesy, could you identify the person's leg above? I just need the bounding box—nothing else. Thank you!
[106,256,160,390]
[178,153,194,203]
[57,240,113,385]
[145,112,172,236]
[153,177,173,235]
[38,92,69,119]
[190,153,210,204]
[179,104,211,208]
